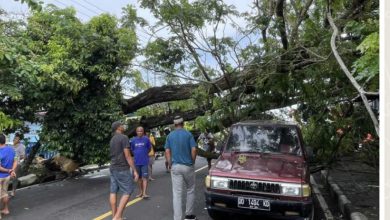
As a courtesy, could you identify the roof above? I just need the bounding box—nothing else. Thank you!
[233,120,299,127]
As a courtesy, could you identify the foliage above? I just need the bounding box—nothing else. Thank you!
[136,99,197,117]
[137,0,379,165]
[0,112,20,131]
[1,6,139,165]
[14,0,42,11]
[2,0,379,166]
[353,32,379,88]
[144,38,185,70]
[0,9,41,129]
[154,136,166,151]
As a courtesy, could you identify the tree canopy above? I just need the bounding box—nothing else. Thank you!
[1,0,379,166]
[1,4,140,164]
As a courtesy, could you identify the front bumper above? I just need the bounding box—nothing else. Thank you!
[205,190,313,219]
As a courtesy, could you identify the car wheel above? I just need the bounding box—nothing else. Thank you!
[302,206,315,220]
[207,210,225,220]
[310,205,315,220]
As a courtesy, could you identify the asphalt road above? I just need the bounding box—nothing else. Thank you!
[5,158,213,220]
[5,157,318,220]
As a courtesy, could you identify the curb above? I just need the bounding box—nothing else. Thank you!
[79,165,109,174]
[320,170,368,220]
[310,175,334,220]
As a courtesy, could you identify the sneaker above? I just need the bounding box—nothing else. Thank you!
[184,215,197,220]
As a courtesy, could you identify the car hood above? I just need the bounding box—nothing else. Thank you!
[210,152,306,183]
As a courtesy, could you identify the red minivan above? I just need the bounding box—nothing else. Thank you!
[205,120,314,220]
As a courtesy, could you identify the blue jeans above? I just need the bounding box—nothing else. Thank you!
[135,165,149,179]
[110,169,134,195]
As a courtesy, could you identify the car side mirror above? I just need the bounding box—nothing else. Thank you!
[216,141,225,152]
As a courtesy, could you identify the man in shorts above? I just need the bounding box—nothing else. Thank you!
[130,126,151,198]
[0,134,17,217]
[11,133,26,197]
[109,122,139,220]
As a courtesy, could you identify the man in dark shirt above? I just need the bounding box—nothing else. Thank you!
[109,121,139,220]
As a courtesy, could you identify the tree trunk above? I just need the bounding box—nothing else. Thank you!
[125,107,209,136]
[22,141,41,176]
[121,70,255,114]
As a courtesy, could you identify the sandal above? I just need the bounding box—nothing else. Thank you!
[136,193,143,198]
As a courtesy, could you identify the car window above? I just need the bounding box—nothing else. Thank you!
[225,125,302,156]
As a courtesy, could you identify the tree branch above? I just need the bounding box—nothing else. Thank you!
[290,0,314,44]
[121,83,198,114]
[255,0,274,47]
[327,12,379,136]
[275,0,288,50]
[126,107,209,135]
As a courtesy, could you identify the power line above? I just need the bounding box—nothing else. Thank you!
[68,0,100,15]
[53,0,67,8]
[81,0,108,13]
[53,0,92,19]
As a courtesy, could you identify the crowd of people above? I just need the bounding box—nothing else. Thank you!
[109,116,216,220]
[0,116,215,220]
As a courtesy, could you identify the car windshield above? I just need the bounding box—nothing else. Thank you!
[225,125,302,156]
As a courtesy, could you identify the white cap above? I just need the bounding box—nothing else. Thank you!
[173,116,184,124]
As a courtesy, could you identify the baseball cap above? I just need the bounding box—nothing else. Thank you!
[173,116,184,124]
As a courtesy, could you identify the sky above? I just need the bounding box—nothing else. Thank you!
[1,0,253,40]
[1,0,255,97]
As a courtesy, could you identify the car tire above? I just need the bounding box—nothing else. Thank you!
[309,205,315,220]
[300,206,315,220]
[207,210,225,220]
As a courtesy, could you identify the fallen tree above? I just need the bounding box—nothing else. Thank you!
[121,69,257,114]
[122,49,322,115]
[126,107,209,135]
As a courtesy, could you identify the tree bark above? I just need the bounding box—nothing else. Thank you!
[276,0,288,50]
[122,70,256,114]
[22,141,41,176]
[126,107,209,136]
[121,84,198,114]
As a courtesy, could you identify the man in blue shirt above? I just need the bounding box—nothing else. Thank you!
[0,134,17,216]
[130,126,151,199]
[165,116,197,220]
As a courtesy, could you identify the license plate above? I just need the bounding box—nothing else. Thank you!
[237,197,271,211]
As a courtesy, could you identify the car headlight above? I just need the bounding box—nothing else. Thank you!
[211,176,229,189]
[280,183,311,197]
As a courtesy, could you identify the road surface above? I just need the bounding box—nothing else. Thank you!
[6,158,212,220]
[5,157,317,220]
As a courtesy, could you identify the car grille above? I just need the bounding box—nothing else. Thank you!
[228,179,281,194]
